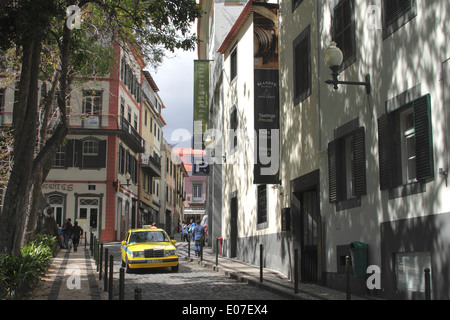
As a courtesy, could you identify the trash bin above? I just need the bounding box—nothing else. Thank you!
[349,241,368,278]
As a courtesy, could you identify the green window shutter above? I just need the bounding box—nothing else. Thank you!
[413,94,434,181]
[378,114,393,190]
[352,127,367,196]
[64,139,74,168]
[328,140,338,203]
[98,140,107,168]
[74,139,83,168]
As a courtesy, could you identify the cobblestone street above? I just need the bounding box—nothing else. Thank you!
[103,242,288,300]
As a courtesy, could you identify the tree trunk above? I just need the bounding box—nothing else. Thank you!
[0,36,42,255]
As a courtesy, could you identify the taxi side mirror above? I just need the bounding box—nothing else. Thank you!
[171,240,177,245]
[121,240,126,245]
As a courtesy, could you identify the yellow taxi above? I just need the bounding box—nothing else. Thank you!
[121,227,179,272]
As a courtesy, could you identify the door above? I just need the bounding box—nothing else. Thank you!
[48,194,64,228]
[79,198,99,238]
[300,190,319,283]
[230,196,238,258]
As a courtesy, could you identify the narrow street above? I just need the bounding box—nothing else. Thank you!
[102,242,288,301]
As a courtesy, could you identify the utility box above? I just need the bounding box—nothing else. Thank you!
[350,241,368,278]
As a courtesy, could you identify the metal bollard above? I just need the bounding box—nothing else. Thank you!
[90,233,93,255]
[134,287,142,300]
[424,268,431,300]
[294,249,298,294]
[119,267,125,300]
[200,240,203,261]
[216,238,219,267]
[96,240,100,272]
[108,255,114,300]
[188,234,191,257]
[260,244,263,283]
[85,232,87,249]
[104,248,108,291]
[346,255,351,300]
[99,243,103,280]
[94,237,97,266]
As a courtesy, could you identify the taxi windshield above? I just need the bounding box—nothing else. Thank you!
[128,231,170,244]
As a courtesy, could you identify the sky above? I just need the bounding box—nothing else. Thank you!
[150,46,198,149]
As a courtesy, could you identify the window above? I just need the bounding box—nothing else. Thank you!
[332,0,356,70]
[292,0,304,12]
[119,145,125,174]
[230,46,237,82]
[192,184,203,202]
[293,25,311,105]
[382,0,416,39]
[378,94,434,194]
[328,120,366,208]
[78,139,106,169]
[83,140,98,156]
[257,185,267,225]
[53,145,66,168]
[230,106,238,152]
[82,90,102,115]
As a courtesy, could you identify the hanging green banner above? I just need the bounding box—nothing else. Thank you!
[193,60,210,133]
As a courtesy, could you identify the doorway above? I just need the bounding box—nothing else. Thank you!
[79,198,99,238]
[291,170,321,283]
[299,190,320,283]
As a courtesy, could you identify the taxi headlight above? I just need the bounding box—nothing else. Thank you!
[131,251,144,258]
[165,249,176,257]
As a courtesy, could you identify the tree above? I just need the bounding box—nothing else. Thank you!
[0,0,202,255]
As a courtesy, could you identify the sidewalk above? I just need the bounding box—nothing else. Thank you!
[176,241,368,300]
[30,246,104,300]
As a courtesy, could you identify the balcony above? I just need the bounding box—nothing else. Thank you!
[141,153,161,177]
[68,114,145,153]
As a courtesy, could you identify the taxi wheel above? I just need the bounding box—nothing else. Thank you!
[171,264,179,272]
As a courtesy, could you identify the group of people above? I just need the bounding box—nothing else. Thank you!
[181,219,205,256]
[59,218,84,252]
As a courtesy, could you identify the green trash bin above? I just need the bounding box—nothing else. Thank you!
[349,241,368,278]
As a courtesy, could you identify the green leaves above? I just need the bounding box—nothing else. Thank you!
[0,235,56,299]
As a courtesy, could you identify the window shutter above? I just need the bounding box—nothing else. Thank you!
[378,114,393,190]
[352,127,367,196]
[74,139,83,168]
[384,0,413,27]
[64,139,74,168]
[328,140,338,203]
[413,94,434,181]
[98,140,107,168]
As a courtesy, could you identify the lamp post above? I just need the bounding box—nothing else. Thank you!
[125,172,131,187]
[324,42,371,94]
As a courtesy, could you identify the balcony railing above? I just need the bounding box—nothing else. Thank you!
[141,153,162,177]
[66,114,145,153]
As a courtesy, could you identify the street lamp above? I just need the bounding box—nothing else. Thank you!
[324,42,371,94]
[125,172,131,187]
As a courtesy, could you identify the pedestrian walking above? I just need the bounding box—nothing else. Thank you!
[181,222,188,242]
[192,220,205,257]
[62,218,72,249]
[70,221,84,252]
[189,219,196,243]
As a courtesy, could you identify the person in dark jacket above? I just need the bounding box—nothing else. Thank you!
[70,221,83,252]
[62,218,72,249]
[192,220,205,256]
